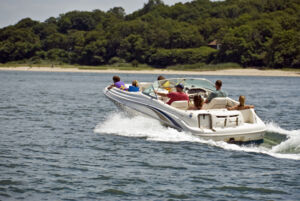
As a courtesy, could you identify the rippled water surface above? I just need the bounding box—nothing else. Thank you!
[0,71,299,200]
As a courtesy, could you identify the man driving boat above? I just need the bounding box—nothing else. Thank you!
[205,80,227,104]
[155,83,189,105]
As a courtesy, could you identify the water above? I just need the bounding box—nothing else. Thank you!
[0,71,299,200]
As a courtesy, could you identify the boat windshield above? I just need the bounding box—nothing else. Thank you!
[142,83,157,98]
[142,78,215,98]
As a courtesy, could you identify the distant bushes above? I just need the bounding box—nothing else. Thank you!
[149,47,217,67]
[0,0,299,68]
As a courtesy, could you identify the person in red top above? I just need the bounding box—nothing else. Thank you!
[155,83,189,105]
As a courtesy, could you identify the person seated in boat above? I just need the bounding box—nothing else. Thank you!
[157,75,166,80]
[157,75,171,92]
[108,75,127,90]
[205,80,227,104]
[227,95,254,110]
[155,83,189,105]
[128,80,140,92]
[189,95,204,110]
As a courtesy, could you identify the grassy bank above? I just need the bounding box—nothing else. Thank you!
[0,61,153,70]
[0,62,243,71]
[166,62,242,71]
[1,62,299,72]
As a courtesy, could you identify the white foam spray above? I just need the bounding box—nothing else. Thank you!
[265,122,300,154]
[94,113,300,160]
[265,122,300,136]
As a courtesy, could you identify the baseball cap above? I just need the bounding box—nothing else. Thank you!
[175,83,184,89]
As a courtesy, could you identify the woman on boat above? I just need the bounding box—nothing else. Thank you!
[157,75,171,92]
[128,80,140,92]
[227,95,254,110]
[157,75,166,80]
[189,95,204,110]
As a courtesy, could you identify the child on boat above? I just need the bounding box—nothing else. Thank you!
[128,80,140,92]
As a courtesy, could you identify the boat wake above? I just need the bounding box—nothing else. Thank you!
[265,122,300,154]
[94,113,300,160]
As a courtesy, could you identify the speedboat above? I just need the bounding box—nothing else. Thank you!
[104,78,266,144]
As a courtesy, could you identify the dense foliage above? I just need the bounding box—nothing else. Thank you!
[0,0,299,68]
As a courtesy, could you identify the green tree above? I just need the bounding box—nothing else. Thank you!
[81,39,108,65]
[267,30,300,68]
[46,48,69,63]
[15,18,39,28]
[0,27,40,62]
[108,7,126,19]
[58,11,96,32]
[0,0,299,68]
[117,34,147,62]
[149,47,217,67]
[42,33,67,50]
[33,23,58,40]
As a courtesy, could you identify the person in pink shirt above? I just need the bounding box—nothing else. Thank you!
[155,83,189,105]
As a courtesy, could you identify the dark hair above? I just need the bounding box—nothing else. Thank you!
[113,75,120,83]
[215,80,222,88]
[194,95,204,109]
[157,75,165,80]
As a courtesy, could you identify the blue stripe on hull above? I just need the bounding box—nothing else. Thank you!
[146,106,183,130]
[105,91,183,130]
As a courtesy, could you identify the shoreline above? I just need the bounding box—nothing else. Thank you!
[0,66,299,77]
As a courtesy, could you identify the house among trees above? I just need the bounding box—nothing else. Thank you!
[208,40,221,50]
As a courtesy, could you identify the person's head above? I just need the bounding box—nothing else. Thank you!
[113,75,120,83]
[194,95,204,109]
[175,83,184,92]
[157,75,166,80]
[239,95,245,106]
[132,80,139,87]
[215,80,222,90]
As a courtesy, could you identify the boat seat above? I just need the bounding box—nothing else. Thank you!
[226,98,238,107]
[171,101,189,110]
[203,98,228,109]
[239,109,255,123]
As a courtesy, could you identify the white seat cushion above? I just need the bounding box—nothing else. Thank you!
[203,98,228,109]
[239,109,255,123]
[171,101,189,110]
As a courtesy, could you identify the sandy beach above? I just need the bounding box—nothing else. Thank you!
[0,66,299,77]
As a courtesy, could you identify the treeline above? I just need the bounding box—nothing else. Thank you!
[0,0,299,68]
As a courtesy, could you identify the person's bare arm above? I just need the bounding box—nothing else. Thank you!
[188,105,197,110]
[227,105,237,110]
[244,105,255,109]
[154,90,168,97]
[108,84,115,90]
